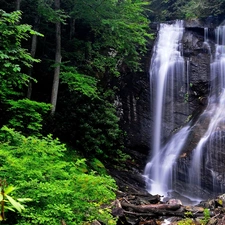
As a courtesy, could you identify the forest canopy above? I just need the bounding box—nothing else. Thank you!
[150,0,225,21]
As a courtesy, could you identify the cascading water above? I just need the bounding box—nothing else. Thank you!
[144,19,225,201]
[143,20,190,197]
[203,27,211,53]
[188,25,225,196]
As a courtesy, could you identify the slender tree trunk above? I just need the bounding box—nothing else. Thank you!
[51,0,61,115]
[27,16,40,99]
[16,0,22,10]
[69,18,76,40]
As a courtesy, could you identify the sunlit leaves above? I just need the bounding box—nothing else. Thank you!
[0,10,42,98]
[0,127,118,224]
[61,66,99,99]
[0,181,32,220]
[5,195,25,213]
[6,99,52,135]
[63,0,151,75]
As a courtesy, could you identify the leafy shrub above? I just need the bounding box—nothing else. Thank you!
[200,208,210,225]
[7,99,51,135]
[0,126,117,225]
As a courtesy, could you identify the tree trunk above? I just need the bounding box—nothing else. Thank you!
[51,0,61,115]
[69,18,76,40]
[16,0,22,10]
[27,16,40,99]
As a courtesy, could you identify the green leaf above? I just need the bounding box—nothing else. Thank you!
[4,206,15,212]
[4,185,16,195]
[4,63,11,67]
[5,195,25,213]
[17,198,33,202]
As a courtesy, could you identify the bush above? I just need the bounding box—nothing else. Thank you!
[0,126,117,225]
[7,99,51,135]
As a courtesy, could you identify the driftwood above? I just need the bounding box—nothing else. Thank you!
[113,189,223,225]
[123,209,185,217]
[128,193,161,203]
[116,190,161,204]
[114,200,214,220]
[122,209,213,218]
[121,202,182,212]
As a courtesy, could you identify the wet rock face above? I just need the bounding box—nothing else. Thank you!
[118,23,211,156]
[183,28,211,98]
[204,130,225,192]
[112,20,225,223]
[118,71,151,157]
[175,119,225,197]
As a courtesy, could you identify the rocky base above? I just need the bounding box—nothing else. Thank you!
[107,156,225,225]
[114,183,225,225]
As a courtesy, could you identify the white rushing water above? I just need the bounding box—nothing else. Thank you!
[143,20,188,197]
[144,125,190,196]
[188,25,225,195]
[144,21,225,200]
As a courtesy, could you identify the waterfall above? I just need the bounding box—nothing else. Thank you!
[144,126,190,196]
[143,20,189,197]
[188,25,225,196]
[203,27,211,53]
[144,20,225,201]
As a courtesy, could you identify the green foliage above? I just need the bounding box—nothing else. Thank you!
[178,209,210,225]
[6,99,51,135]
[0,180,32,221]
[47,90,124,160]
[37,0,68,23]
[89,158,107,175]
[63,0,151,76]
[61,66,99,99]
[115,149,132,163]
[184,93,189,102]
[200,208,210,225]
[150,0,225,20]
[0,10,42,99]
[177,0,225,19]
[177,218,194,225]
[184,211,193,217]
[0,126,117,224]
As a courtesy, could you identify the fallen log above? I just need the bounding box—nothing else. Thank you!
[127,193,161,203]
[123,210,212,218]
[123,209,185,217]
[121,202,215,218]
[121,202,182,213]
